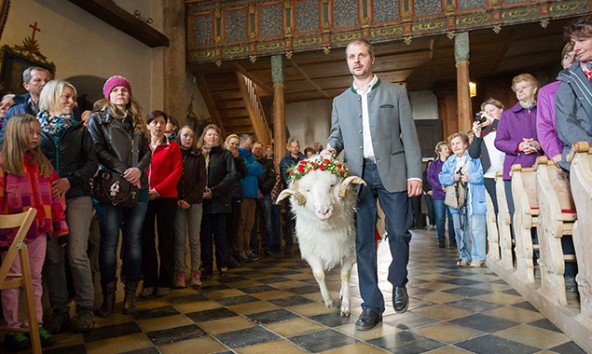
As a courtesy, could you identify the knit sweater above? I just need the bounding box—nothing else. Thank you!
[0,155,68,248]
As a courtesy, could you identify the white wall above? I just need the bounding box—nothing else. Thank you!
[285,99,332,149]
[1,0,163,111]
[408,90,439,120]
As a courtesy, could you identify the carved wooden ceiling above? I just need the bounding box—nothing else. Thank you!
[188,17,576,103]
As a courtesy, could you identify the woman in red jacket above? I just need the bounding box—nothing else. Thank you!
[140,110,182,297]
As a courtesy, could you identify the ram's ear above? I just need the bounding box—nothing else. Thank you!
[338,176,366,198]
[276,189,307,206]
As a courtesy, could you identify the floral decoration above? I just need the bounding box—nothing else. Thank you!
[288,158,349,183]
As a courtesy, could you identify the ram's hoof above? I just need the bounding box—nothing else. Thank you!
[324,299,335,309]
[340,307,351,317]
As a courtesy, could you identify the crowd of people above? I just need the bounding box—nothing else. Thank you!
[0,70,310,351]
[1,15,592,351]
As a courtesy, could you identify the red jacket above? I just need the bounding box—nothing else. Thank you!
[147,142,182,198]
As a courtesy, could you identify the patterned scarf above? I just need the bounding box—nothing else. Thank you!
[37,111,74,136]
[581,61,592,84]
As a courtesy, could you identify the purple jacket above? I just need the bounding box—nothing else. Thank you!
[494,101,542,180]
[427,158,446,200]
[537,81,564,160]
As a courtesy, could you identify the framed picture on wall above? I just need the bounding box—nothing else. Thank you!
[0,45,55,95]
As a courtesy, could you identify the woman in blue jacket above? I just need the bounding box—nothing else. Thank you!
[439,132,487,267]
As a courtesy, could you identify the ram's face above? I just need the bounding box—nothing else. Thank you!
[297,170,340,221]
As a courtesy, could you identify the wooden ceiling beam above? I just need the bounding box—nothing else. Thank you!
[68,0,169,47]
[288,58,331,99]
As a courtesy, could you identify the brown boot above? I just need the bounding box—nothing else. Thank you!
[98,280,117,318]
[122,280,139,314]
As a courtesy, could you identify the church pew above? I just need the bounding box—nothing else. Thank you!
[510,164,539,284]
[494,172,514,270]
[535,156,577,306]
[567,141,592,317]
[485,191,500,262]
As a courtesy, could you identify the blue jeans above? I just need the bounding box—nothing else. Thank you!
[356,161,412,315]
[271,204,282,251]
[451,208,471,261]
[433,199,454,243]
[98,201,148,285]
[257,195,274,252]
[470,214,487,261]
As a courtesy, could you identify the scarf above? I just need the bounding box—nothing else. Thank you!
[581,61,592,85]
[37,111,74,136]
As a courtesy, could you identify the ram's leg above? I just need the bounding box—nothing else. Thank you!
[339,256,355,317]
[307,259,334,309]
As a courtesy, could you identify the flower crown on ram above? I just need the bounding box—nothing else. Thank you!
[288,158,349,183]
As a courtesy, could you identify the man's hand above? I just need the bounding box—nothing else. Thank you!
[407,180,422,197]
[320,148,336,159]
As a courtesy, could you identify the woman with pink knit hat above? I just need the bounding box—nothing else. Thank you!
[87,75,151,317]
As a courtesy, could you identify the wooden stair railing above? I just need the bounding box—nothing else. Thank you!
[485,191,500,262]
[236,72,272,146]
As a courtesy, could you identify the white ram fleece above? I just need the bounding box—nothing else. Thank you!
[289,169,358,271]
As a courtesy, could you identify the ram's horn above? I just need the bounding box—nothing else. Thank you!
[276,189,307,206]
[338,176,366,198]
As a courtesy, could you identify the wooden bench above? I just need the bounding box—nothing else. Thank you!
[567,142,592,317]
[494,171,514,270]
[510,164,539,284]
[535,156,577,306]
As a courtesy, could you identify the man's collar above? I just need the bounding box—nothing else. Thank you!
[351,75,380,94]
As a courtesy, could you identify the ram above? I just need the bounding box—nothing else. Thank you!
[277,158,364,316]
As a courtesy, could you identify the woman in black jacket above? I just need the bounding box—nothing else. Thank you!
[38,80,98,334]
[199,124,236,278]
[174,126,207,287]
[87,76,151,317]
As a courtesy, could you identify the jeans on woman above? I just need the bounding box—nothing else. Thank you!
[174,203,203,273]
[201,213,229,273]
[433,199,455,243]
[98,201,148,285]
[44,196,94,314]
[451,207,471,261]
[470,214,487,261]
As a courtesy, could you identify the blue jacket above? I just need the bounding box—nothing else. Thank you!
[238,147,263,199]
[0,93,31,144]
[438,153,486,216]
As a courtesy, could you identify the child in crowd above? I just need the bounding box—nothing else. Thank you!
[0,114,68,351]
[174,126,207,287]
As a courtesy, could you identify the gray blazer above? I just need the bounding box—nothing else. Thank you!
[327,79,422,193]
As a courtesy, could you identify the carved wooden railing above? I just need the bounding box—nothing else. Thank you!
[236,73,272,146]
[486,142,592,352]
[494,172,513,270]
[510,164,539,284]
[535,156,577,306]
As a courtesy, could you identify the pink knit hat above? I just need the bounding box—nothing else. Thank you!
[103,75,132,99]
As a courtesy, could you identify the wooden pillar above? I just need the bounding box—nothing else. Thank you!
[455,32,472,134]
[163,0,186,124]
[272,55,286,169]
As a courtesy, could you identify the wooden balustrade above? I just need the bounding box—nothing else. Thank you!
[510,164,540,284]
[485,191,500,262]
[535,156,577,306]
[494,172,514,270]
[486,142,592,352]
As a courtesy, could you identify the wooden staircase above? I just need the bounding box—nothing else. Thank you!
[196,70,272,146]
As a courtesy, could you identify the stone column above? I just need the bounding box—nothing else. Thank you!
[163,0,186,125]
[455,32,472,134]
[271,55,286,169]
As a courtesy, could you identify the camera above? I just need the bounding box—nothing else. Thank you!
[474,112,487,123]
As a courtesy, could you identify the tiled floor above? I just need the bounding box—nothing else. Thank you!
[6,229,587,353]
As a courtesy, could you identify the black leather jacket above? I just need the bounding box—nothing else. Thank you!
[203,146,236,214]
[87,110,151,189]
[177,148,207,204]
[39,119,98,199]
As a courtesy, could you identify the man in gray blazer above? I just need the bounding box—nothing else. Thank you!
[325,38,422,331]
